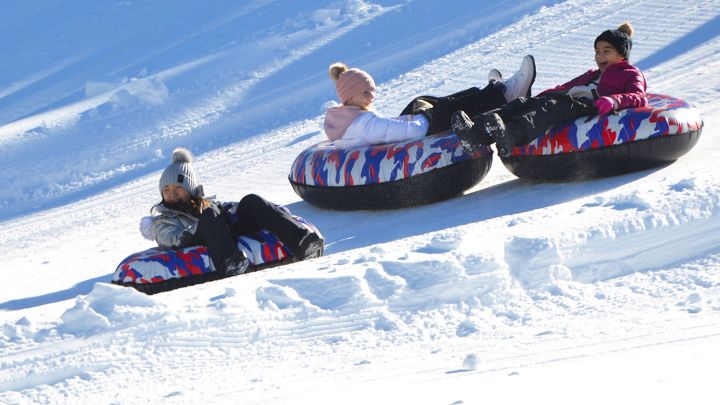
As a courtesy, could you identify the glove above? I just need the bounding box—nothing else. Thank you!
[594,96,615,115]
[411,99,434,122]
[566,85,594,99]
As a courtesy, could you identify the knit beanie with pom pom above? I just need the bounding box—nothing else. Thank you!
[595,22,634,60]
[158,147,203,198]
[329,62,375,104]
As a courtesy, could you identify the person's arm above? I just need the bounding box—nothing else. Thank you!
[608,71,647,110]
[152,215,196,249]
[352,112,428,145]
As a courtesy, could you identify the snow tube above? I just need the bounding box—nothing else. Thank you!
[501,94,703,181]
[112,217,323,295]
[288,132,493,210]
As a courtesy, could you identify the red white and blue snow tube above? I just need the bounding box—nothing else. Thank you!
[501,94,703,181]
[112,217,322,295]
[289,132,493,210]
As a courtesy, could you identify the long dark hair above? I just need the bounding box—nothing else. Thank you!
[153,196,212,215]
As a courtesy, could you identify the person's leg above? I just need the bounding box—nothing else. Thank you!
[496,95,596,156]
[452,109,506,153]
[450,92,526,149]
[494,95,537,122]
[230,194,321,260]
[401,84,507,136]
[195,205,249,275]
[455,94,595,156]
[399,96,439,117]
[231,194,304,244]
[429,84,508,135]
[450,83,507,118]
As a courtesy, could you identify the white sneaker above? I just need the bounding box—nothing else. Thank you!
[503,55,536,102]
[488,68,502,83]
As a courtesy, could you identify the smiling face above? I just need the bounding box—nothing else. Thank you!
[162,183,192,206]
[344,88,375,110]
[595,40,625,73]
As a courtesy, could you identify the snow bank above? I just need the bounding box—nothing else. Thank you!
[58,283,161,336]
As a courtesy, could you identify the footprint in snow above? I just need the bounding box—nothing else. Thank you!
[415,230,465,254]
[603,193,651,211]
[670,178,695,192]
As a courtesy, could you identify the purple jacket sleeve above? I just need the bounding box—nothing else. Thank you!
[602,66,647,110]
[539,62,647,110]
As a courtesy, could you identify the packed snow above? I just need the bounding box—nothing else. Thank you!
[1,0,719,404]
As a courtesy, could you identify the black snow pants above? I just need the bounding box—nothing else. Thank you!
[194,194,308,271]
[494,94,597,146]
[399,81,507,135]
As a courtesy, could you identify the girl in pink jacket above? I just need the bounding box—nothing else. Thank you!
[453,22,647,157]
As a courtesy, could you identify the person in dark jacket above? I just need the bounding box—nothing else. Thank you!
[143,148,322,276]
[452,22,647,157]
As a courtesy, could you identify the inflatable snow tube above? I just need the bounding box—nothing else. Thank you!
[288,132,493,210]
[112,217,323,295]
[501,94,703,181]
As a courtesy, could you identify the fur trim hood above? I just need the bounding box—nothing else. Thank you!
[139,216,156,241]
[323,105,365,141]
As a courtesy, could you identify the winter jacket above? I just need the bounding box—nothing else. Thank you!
[141,195,308,256]
[144,203,210,249]
[539,61,647,111]
[323,105,365,140]
[323,105,427,146]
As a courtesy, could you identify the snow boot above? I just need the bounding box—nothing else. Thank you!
[488,68,502,83]
[452,110,495,154]
[452,110,478,154]
[295,232,323,261]
[221,251,250,277]
[486,115,520,157]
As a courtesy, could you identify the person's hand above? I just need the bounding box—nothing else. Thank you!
[567,85,594,99]
[594,96,615,115]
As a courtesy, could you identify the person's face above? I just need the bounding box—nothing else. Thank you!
[595,41,625,73]
[345,88,375,109]
[162,184,191,206]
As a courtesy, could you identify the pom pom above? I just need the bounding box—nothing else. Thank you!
[139,216,156,241]
[329,62,348,81]
[171,147,193,164]
[618,22,634,37]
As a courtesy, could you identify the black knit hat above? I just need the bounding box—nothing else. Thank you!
[595,22,634,60]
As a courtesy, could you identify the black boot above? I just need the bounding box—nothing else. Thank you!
[196,206,249,277]
[221,251,250,277]
[476,112,506,143]
[294,233,323,261]
[451,110,497,154]
[490,115,519,157]
[451,110,473,137]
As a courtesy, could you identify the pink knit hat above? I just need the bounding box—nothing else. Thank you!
[329,63,375,104]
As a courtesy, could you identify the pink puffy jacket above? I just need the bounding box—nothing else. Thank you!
[540,61,647,111]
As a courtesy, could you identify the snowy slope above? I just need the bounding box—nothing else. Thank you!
[1,0,720,404]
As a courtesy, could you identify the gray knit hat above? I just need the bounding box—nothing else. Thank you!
[159,148,203,198]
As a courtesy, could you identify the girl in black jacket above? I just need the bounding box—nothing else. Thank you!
[145,148,322,276]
